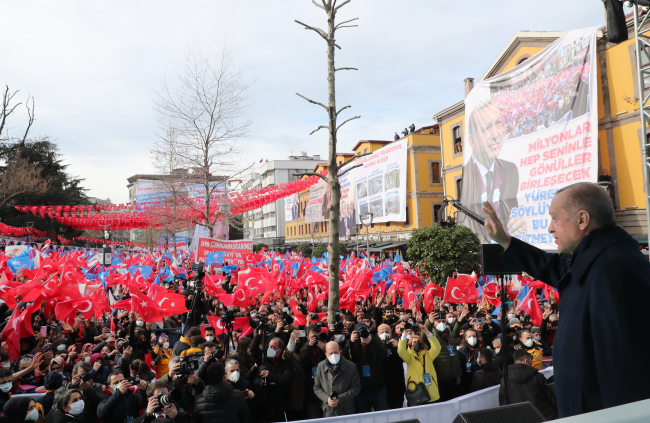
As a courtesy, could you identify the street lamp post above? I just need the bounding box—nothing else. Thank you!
[360,213,373,262]
[310,224,320,252]
[98,223,112,267]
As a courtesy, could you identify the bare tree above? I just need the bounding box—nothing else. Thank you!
[0,153,51,210]
[152,43,253,238]
[0,86,35,144]
[294,1,364,323]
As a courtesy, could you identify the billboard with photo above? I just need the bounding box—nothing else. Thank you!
[460,27,599,250]
[305,179,329,224]
[354,138,408,224]
[339,163,358,236]
[284,193,300,222]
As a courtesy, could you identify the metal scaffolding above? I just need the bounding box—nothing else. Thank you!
[632,2,650,247]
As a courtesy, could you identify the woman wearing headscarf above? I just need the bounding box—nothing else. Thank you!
[88,354,111,385]
[0,397,40,423]
[397,322,442,405]
[43,389,85,423]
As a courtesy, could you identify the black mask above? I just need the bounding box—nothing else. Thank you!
[412,342,423,353]
[138,341,149,350]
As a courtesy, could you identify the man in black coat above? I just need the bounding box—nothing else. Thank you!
[299,325,327,419]
[98,370,147,423]
[194,362,249,423]
[471,348,502,392]
[499,350,557,420]
[349,323,388,413]
[377,324,405,409]
[483,182,650,418]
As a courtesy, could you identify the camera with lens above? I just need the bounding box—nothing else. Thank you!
[155,389,182,413]
[177,352,202,378]
[280,312,294,326]
[212,349,225,360]
[357,327,369,339]
[220,309,236,324]
[317,332,329,343]
[250,316,275,332]
[332,321,344,334]
[127,376,140,385]
[79,373,92,383]
[404,322,419,332]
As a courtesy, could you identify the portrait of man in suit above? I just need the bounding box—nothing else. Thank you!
[322,183,331,221]
[459,97,526,243]
[290,194,299,221]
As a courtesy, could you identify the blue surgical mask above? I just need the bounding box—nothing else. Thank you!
[0,382,11,393]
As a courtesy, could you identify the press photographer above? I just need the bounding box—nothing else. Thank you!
[182,264,210,331]
[195,362,250,423]
[349,322,388,413]
[197,341,226,382]
[159,357,205,418]
[97,370,147,423]
[133,380,184,423]
[299,323,328,419]
[53,361,103,423]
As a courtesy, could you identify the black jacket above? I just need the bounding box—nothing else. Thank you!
[499,363,557,420]
[349,336,388,392]
[250,332,295,412]
[97,389,147,423]
[503,226,650,417]
[194,384,249,423]
[471,362,502,392]
[299,343,326,403]
[44,410,82,423]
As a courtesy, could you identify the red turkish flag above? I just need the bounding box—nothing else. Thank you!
[303,270,328,288]
[520,288,543,326]
[232,286,249,308]
[2,307,21,360]
[424,283,443,314]
[130,289,166,322]
[153,290,190,315]
[443,276,479,304]
[206,315,252,335]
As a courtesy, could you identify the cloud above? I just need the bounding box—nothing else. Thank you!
[0,0,604,203]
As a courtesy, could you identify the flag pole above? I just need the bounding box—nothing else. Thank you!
[500,274,510,405]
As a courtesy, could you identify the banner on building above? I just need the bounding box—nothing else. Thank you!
[460,27,599,250]
[196,237,253,268]
[339,163,358,236]
[354,138,408,224]
[305,179,329,224]
[285,193,299,222]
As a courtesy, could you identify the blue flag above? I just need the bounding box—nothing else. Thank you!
[394,253,401,263]
[222,265,238,274]
[205,252,226,266]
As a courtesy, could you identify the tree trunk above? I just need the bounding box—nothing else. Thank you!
[326,8,340,325]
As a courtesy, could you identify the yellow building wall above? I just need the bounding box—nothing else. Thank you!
[597,129,610,173]
[605,36,639,118]
[612,122,645,209]
[501,46,546,73]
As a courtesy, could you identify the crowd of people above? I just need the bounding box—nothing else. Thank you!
[0,250,561,423]
[490,50,591,139]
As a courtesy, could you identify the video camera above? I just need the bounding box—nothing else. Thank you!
[155,389,183,413]
[250,313,276,332]
[177,352,202,378]
[220,309,236,324]
[404,321,419,333]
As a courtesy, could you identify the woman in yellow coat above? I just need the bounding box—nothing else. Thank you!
[397,323,442,404]
[153,334,175,379]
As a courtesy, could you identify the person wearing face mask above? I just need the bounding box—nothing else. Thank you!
[299,325,328,418]
[179,336,205,357]
[2,397,39,423]
[376,324,404,409]
[120,325,161,372]
[456,329,483,396]
[531,327,552,356]
[470,348,502,392]
[492,335,512,371]
[398,323,442,405]
[250,336,294,422]
[424,313,462,401]
[153,334,174,379]
[313,341,360,417]
[0,369,14,411]
[46,389,86,423]
[88,354,111,385]
[194,362,249,423]
[349,322,388,413]
[53,361,103,423]
[227,338,257,384]
[515,330,544,370]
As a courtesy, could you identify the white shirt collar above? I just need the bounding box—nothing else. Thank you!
[472,156,494,178]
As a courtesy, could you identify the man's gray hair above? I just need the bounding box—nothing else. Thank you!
[225,359,239,369]
[556,182,615,227]
[72,361,90,375]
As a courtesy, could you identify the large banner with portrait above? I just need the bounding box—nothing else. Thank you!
[284,193,299,222]
[460,27,599,250]
[305,179,330,224]
[339,163,357,236]
[354,139,408,224]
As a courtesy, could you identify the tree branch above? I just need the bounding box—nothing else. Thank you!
[295,20,328,41]
[335,67,358,72]
[21,96,34,144]
[310,125,329,135]
[335,18,359,29]
[293,172,327,181]
[336,105,351,115]
[336,115,360,132]
[334,0,351,11]
[296,93,328,110]
[336,25,358,30]
[338,163,362,177]
[338,151,371,170]
[312,0,325,9]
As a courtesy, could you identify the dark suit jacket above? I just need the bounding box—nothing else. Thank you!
[502,225,650,418]
[459,157,519,243]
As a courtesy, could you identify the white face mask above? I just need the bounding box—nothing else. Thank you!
[533,335,541,341]
[523,339,534,348]
[327,353,340,365]
[436,323,446,332]
[467,336,477,346]
[494,348,501,355]
[266,347,277,358]
[69,399,85,415]
[447,318,456,325]
[85,357,90,363]
[25,408,39,422]
[399,315,406,321]
[228,371,240,383]
[1,363,10,369]
[163,342,169,350]
[405,334,412,340]
[507,314,515,320]
[205,336,214,342]
[0,382,11,393]
[57,345,67,352]
[333,335,345,342]
[136,321,144,327]
[379,333,390,341]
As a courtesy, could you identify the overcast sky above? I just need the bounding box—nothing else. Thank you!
[1,0,607,204]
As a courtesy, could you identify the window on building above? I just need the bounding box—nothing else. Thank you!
[364,148,369,154]
[386,221,391,228]
[404,206,410,227]
[453,126,462,153]
[431,161,441,184]
[433,204,441,224]
[456,178,462,198]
